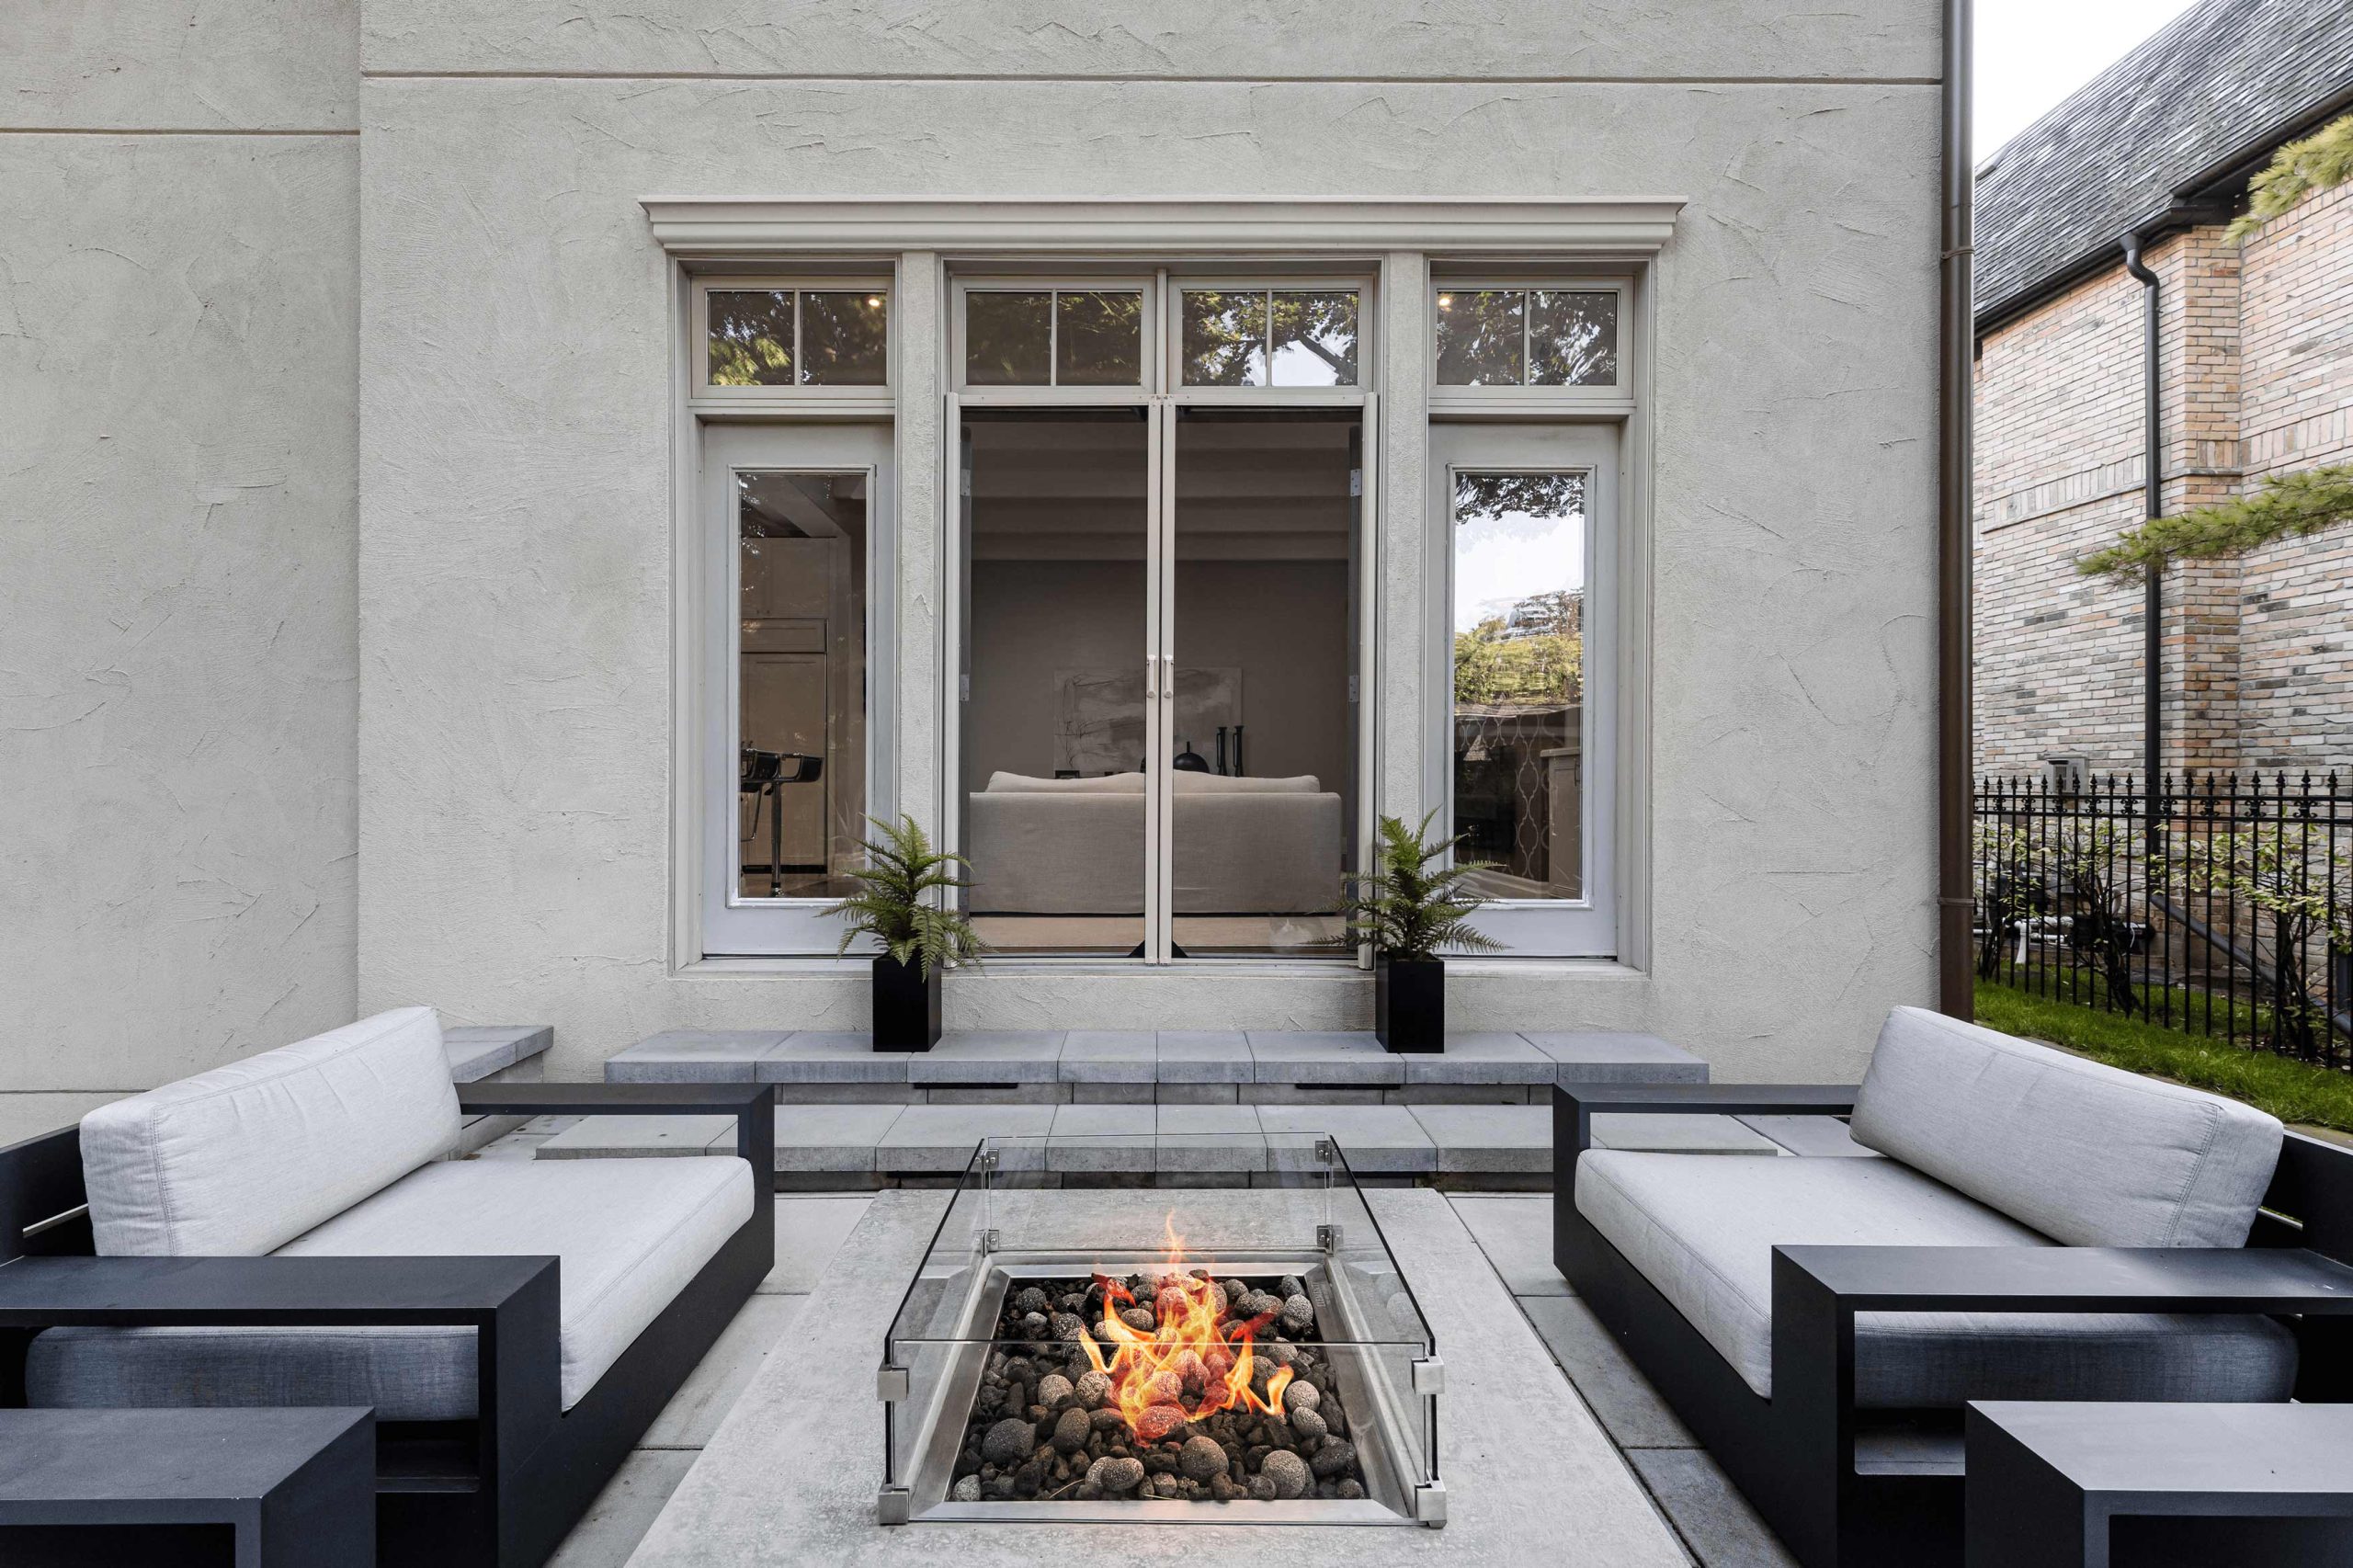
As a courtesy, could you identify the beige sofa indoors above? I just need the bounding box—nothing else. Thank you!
[964,770,1343,915]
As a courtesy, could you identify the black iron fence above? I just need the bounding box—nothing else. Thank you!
[1973,771,2353,1068]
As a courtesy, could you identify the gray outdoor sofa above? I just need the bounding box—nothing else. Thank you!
[0,1006,775,1568]
[1554,1005,2353,1568]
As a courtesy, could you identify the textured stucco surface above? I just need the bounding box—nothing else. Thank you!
[1,4,359,1119]
[360,0,1940,81]
[358,67,1940,1084]
[0,1,358,131]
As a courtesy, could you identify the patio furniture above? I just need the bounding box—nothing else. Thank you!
[1552,1005,2353,1568]
[1963,1401,2353,1568]
[0,1006,776,1568]
[0,1405,373,1567]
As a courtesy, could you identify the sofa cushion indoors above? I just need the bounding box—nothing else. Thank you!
[78,1006,462,1258]
[1575,1150,2298,1406]
[27,1155,754,1419]
[1849,1006,2284,1248]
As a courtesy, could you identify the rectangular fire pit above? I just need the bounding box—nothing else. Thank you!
[878,1134,1444,1527]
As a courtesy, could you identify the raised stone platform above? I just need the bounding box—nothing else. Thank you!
[446,1024,552,1153]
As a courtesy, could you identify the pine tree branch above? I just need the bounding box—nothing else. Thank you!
[2076,464,2353,577]
[2226,114,2353,244]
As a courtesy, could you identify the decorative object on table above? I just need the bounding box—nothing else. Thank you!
[1339,811,1503,1052]
[1053,665,1241,776]
[1172,738,1210,772]
[824,813,986,1051]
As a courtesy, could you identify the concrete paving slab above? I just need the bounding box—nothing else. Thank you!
[1524,1031,1709,1085]
[444,1024,552,1081]
[1153,1029,1254,1084]
[1045,1104,1156,1172]
[535,1115,735,1158]
[1519,1295,1697,1449]
[1253,1104,1434,1173]
[765,1197,875,1292]
[1739,1114,1881,1157]
[904,1031,1065,1085]
[1590,1113,1783,1154]
[606,1031,789,1083]
[622,1187,1688,1566]
[1446,1194,1572,1296]
[1402,1031,1556,1085]
[550,1449,698,1568]
[641,1293,803,1449]
[1058,1029,1156,1083]
[771,1104,904,1174]
[1628,1447,1800,1567]
[1152,1103,1267,1173]
[1246,1030,1404,1086]
[1407,1103,1552,1173]
[873,1103,1057,1170]
[758,1031,904,1084]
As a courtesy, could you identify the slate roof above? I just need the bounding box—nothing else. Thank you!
[1975,0,2353,330]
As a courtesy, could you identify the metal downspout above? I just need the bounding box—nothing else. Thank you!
[2120,236,2164,841]
[1938,0,1977,1018]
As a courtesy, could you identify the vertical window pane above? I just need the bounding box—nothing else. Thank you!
[708,290,794,387]
[1055,290,1143,385]
[1269,290,1359,386]
[1529,290,1619,386]
[1434,289,1524,386]
[965,291,1052,385]
[1180,290,1267,386]
[801,290,889,385]
[737,471,868,900]
[1452,472,1586,900]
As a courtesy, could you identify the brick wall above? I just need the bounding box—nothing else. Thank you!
[1973,176,2353,778]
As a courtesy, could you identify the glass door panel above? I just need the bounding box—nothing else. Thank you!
[1166,409,1363,957]
[958,410,1154,955]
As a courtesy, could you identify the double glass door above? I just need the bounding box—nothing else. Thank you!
[953,403,1370,961]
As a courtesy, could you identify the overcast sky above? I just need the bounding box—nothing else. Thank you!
[1975,0,2199,156]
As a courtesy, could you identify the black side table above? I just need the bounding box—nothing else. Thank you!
[0,1405,374,1567]
[1966,1401,2353,1568]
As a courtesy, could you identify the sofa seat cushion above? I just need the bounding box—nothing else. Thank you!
[27,1156,753,1419]
[1850,1006,2283,1248]
[1576,1150,2298,1406]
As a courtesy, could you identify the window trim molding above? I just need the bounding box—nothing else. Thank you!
[641,196,1685,256]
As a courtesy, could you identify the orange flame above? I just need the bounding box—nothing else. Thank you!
[1077,1213,1294,1443]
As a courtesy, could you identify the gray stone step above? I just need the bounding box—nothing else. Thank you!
[446,1024,553,1153]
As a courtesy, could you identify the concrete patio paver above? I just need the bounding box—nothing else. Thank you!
[1527,1031,1709,1085]
[1446,1193,1571,1295]
[1151,1103,1267,1172]
[1253,1103,1434,1172]
[536,1115,735,1158]
[763,1197,874,1293]
[1591,1112,1783,1153]
[758,1032,904,1084]
[903,1031,1065,1085]
[771,1104,903,1174]
[551,1450,699,1568]
[1152,1029,1254,1083]
[1045,1103,1156,1170]
[873,1102,1056,1168]
[1402,1031,1557,1085]
[1408,1102,1552,1172]
[1245,1030,1404,1086]
[1058,1030,1156,1083]
[605,1031,788,1083]
[1519,1294,1697,1449]
[1630,1448,1801,1568]
[640,1293,803,1449]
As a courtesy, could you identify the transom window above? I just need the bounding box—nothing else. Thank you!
[1178,289,1359,387]
[698,281,891,394]
[1435,286,1619,388]
[963,288,1146,387]
[949,279,1367,395]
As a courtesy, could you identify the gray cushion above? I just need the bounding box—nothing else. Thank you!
[79,1006,460,1258]
[1850,1006,2283,1247]
[28,1155,753,1419]
[1576,1149,2298,1405]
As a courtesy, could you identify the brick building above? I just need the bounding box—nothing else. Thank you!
[1972,0,2353,778]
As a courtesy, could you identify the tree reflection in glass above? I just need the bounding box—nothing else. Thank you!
[801,291,889,385]
[709,290,795,387]
[1056,291,1143,385]
[966,291,1053,385]
[1268,291,1358,386]
[1435,290,1523,386]
[1529,291,1618,386]
[1181,290,1267,385]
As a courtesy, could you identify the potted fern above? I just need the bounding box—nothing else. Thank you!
[1341,812,1504,1052]
[824,814,986,1051]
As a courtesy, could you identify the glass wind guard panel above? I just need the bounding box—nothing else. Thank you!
[881,1134,1437,1523]
[1451,471,1587,900]
[708,290,795,386]
[735,471,868,900]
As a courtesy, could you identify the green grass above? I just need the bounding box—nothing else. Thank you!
[1975,980,2353,1135]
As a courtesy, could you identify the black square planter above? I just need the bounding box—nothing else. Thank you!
[1375,956,1445,1052]
[871,954,941,1051]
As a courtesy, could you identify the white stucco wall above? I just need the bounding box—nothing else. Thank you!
[354,4,1944,1083]
[0,4,360,1142]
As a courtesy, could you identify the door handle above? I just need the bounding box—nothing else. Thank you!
[1145,655,1158,699]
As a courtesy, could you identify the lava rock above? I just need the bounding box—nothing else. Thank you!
[951,1475,982,1503]
[1337,1479,1364,1500]
[1279,1295,1314,1335]
[1120,1306,1155,1334]
[1279,1275,1305,1301]
[1309,1439,1357,1479]
[981,1418,1033,1469]
[1178,1435,1227,1483]
[1050,1312,1086,1344]
[1012,1287,1051,1316]
[1281,1380,1320,1415]
[1036,1373,1074,1408]
[1248,1473,1278,1502]
[1132,1403,1188,1444]
[1074,1369,1112,1409]
[1052,1408,1092,1455]
[1089,1407,1128,1433]
[1289,1406,1329,1444]
[1087,1456,1145,1494]
[1141,1369,1183,1407]
[1259,1449,1312,1499]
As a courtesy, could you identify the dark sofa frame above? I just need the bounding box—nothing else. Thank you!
[0,1082,775,1568]
[1552,1083,2353,1568]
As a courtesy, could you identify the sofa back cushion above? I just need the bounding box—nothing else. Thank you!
[1849,1006,2282,1248]
[985,771,1145,793]
[81,1006,461,1257]
[1171,772,1320,794]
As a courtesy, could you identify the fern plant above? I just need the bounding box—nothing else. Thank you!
[824,814,987,978]
[1340,812,1507,961]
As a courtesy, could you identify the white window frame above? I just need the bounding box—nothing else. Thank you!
[1428,425,1620,958]
[1427,273,1633,415]
[693,273,895,405]
[1163,273,1378,402]
[951,276,1159,399]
